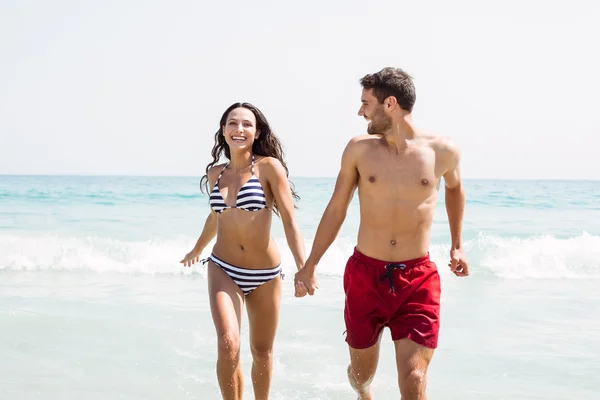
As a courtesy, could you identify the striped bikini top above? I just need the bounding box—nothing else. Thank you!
[209,155,267,214]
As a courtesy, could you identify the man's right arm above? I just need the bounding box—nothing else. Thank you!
[303,137,361,273]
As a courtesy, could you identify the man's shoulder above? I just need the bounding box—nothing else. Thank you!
[342,135,378,159]
[347,134,377,143]
[416,133,461,171]
[346,134,379,149]
[418,132,460,156]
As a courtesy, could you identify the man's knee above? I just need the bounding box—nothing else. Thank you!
[250,342,273,364]
[399,367,427,396]
[348,364,375,388]
[217,332,240,361]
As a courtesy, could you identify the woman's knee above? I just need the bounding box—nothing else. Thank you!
[217,331,241,361]
[250,342,273,363]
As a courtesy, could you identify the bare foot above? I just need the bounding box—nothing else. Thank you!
[347,365,373,400]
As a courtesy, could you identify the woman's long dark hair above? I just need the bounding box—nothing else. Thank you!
[199,102,299,215]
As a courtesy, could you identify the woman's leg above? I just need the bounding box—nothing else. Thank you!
[245,274,282,400]
[208,261,245,400]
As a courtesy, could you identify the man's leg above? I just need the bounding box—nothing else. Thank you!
[347,332,383,400]
[394,338,435,400]
[343,250,386,399]
[390,259,440,399]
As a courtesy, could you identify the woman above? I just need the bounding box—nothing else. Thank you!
[180,102,306,400]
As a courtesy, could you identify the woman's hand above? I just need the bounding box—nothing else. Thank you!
[180,249,201,267]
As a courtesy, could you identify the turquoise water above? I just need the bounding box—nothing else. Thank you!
[1,176,599,399]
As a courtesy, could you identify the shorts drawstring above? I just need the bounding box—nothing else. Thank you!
[380,263,407,294]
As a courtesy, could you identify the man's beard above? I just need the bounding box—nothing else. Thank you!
[366,111,392,135]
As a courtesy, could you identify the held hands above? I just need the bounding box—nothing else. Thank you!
[449,247,469,277]
[294,265,319,297]
[180,248,201,267]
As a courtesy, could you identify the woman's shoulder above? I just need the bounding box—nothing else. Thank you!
[255,156,281,168]
[207,163,227,182]
[255,156,284,171]
[255,156,287,179]
[209,162,228,171]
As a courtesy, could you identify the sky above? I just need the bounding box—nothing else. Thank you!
[1,0,599,180]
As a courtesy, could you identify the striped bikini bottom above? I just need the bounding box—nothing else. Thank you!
[202,253,283,296]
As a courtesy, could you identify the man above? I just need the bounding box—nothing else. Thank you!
[294,67,468,399]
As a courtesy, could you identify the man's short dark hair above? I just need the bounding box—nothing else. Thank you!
[360,67,416,112]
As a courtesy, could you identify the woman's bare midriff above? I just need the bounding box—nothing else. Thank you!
[211,208,281,269]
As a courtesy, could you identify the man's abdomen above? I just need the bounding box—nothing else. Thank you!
[357,206,434,261]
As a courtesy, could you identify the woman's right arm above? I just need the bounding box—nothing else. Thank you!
[180,211,217,266]
[180,166,220,267]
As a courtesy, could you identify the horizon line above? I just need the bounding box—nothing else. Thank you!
[0,173,599,182]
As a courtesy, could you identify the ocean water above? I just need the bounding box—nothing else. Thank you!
[1,176,599,399]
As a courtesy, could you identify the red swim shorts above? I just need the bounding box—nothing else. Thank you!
[343,247,441,349]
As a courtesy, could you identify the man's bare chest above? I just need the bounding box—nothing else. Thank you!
[358,150,439,190]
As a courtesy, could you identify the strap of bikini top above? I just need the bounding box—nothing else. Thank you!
[215,162,228,186]
[251,154,255,176]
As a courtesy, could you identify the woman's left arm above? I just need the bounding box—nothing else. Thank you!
[265,158,306,271]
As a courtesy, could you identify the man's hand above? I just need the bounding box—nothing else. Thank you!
[449,248,469,277]
[294,266,319,297]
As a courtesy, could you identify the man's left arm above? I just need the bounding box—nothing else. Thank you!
[439,138,469,276]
